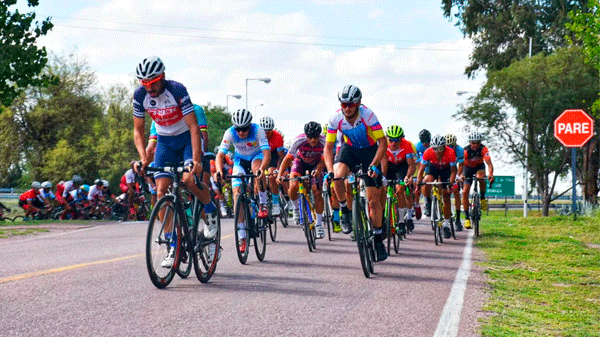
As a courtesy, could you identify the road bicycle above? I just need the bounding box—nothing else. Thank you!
[228,173,268,264]
[467,176,490,237]
[0,206,23,222]
[423,181,453,245]
[383,179,402,255]
[347,170,377,278]
[145,164,221,288]
[284,174,317,252]
[322,176,335,241]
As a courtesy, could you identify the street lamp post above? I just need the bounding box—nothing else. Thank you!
[245,78,271,110]
[226,94,242,113]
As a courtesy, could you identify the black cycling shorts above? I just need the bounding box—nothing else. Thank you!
[385,162,409,181]
[335,143,382,187]
[425,165,452,183]
[464,164,485,182]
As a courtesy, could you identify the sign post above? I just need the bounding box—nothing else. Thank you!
[553,109,595,218]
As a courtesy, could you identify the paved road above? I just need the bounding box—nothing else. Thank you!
[0,217,487,336]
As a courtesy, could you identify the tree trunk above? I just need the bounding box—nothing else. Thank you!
[542,194,551,216]
[582,137,599,205]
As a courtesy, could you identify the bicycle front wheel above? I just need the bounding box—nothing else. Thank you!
[323,192,332,241]
[193,199,221,283]
[432,196,439,246]
[473,193,480,237]
[279,192,289,228]
[353,197,370,278]
[254,217,267,261]
[146,195,180,289]
[233,194,250,265]
[300,195,315,252]
[268,214,277,242]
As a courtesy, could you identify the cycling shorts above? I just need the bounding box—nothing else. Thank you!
[269,149,279,168]
[463,163,486,183]
[232,152,264,188]
[425,165,451,184]
[291,159,322,187]
[335,143,381,187]
[154,130,193,180]
[385,162,408,181]
[19,198,44,210]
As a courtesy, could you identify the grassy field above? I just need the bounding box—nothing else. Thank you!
[477,210,600,336]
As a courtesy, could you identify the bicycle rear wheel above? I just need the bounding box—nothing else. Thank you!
[193,200,221,283]
[146,195,180,289]
[233,194,250,265]
[353,197,370,278]
[176,229,192,279]
[254,217,267,261]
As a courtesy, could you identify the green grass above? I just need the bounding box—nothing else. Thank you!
[0,227,49,238]
[477,211,600,336]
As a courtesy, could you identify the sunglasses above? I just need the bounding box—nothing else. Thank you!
[139,74,164,88]
[341,102,358,109]
[235,126,250,133]
[470,141,481,144]
[388,137,401,142]
[434,146,445,152]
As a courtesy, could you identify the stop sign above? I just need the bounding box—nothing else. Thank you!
[554,109,595,147]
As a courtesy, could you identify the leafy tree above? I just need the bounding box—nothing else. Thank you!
[455,46,599,215]
[441,0,587,77]
[204,104,231,152]
[0,0,54,107]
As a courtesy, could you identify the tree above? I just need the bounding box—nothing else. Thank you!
[442,0,587,77]
[0,0,54,107]
[455,46,599,215]
[204,104,231,152]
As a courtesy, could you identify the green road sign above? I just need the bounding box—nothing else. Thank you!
[486,175,515,197]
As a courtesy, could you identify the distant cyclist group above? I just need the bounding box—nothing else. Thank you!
[13,56,495,283]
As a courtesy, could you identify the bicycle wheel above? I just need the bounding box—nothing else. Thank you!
[146,195,180,289]
[363,209,375,274]
[300,195,314,252]
[473,193,480,237]
[323,193,332,241]
[432,196,439,246]
[450,217,456,240]
[254,217,267,261]
[268,213,277,242]
[11,215,24,223]
[279,193,289,228]
[352,197,370,278]
[385,198,392,255]
[193,200,221,283]
[233,194,250,265]
[437,200,444,244]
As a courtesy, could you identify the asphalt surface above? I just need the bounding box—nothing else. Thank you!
[0,216,488,336]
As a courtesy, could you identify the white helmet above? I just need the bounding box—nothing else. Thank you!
[32,181,41,189]
[135,56,165,80]
[445,134,457,146]
[231,109,252,128]
[102,180,109,187]
[41,181,52,189]
[338,85,362,103]
[259,116,274,131]
[468,131,482,142]
[430,134,446,148]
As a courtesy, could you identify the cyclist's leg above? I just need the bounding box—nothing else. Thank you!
[311,172,325,238]
[287,171,301,223]
[267,167,281,214]
[453,181,462,229]
[476,164,487,209]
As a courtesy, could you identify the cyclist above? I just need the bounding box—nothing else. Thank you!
[324,85,388,262]
[380,125,416,235]
[88,179,105,202]
[133,56,218,268]
[460,131,494,229]
[19,181,46,220]
[417,134,457,239]
[322,123,342,233]
[260,116,286,215]
[55,175,83,218]
[214,108,270,253]
[39,181,56,209]
[120,161,140,216]
[101,180,118,203]
[276,121,326,238]
[445,133,465,231]
[413,129,431,219]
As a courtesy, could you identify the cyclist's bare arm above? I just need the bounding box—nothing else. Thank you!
[277,155,293,182]
[406,157,417,182]
[323,141,335,173]
[485,157,494,183]
[133,116,148,166]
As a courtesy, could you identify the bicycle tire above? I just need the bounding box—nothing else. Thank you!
[268,213,277,242]
[437,199,444,244]
[353,196,370,278]
[11,215,24,223]
[300,195,314,252]
[233,194,250,265]
[432,196,439,246]
[363,207,375,274]
[385,198,392,255]
[473,193,480,237]
[450,217,456,240]
[279,193,289,228]
[254,217,267,261]
[192,198,221,283]
[323,193,332,241]
[146,195,180,289]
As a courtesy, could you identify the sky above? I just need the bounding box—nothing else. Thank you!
[21,0,537,187]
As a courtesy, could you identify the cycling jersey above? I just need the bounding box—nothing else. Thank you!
[38,189,55,201]
[120,169,137,193]
[463,144,490,168]
[287,134,326,166]
[149,104,207,141]
[57,180,78,199]
[449,144,465,164]
[421,147,457,169]
[415,141,429,164]
[88,185,103,200]
[218,123,269,161]
[133,80,194,137]
[386,138,415,165]
[326,105,384,149]
[19,189,40,202]
[267,130,284,151]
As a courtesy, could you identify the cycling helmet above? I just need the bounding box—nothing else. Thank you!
[338,85,362,103]
[94,179,103,186]
[304,121,322,138]
[41,181,52,189]
[386,125,404,138]
[430,134,446,148]
[259,116,275,131]
[72,175,82,184]
[468,131,482,142]
[32,181,41,189]
[135,56,165,80]
[81,184,90,193]
[445,133,457,146]
[419,129,431,143]
[231,109,252,128]
[102,180,109,188]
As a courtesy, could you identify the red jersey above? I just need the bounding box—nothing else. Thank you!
[422,146,457,169]
[19,188,40,202]
[267,130,284,151]
[386,139,415,165]
[463,144,490,168]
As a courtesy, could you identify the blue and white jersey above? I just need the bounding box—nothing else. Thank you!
[133,80,194,137]
[415,141,429,164]
[449,144,465,164]
[218,123,269,161]
[38,189,55,201]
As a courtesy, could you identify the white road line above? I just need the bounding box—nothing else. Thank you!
[434,229,475,337]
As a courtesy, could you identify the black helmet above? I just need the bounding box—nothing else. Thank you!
[304,121,322,138]
[419,129,431,143]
